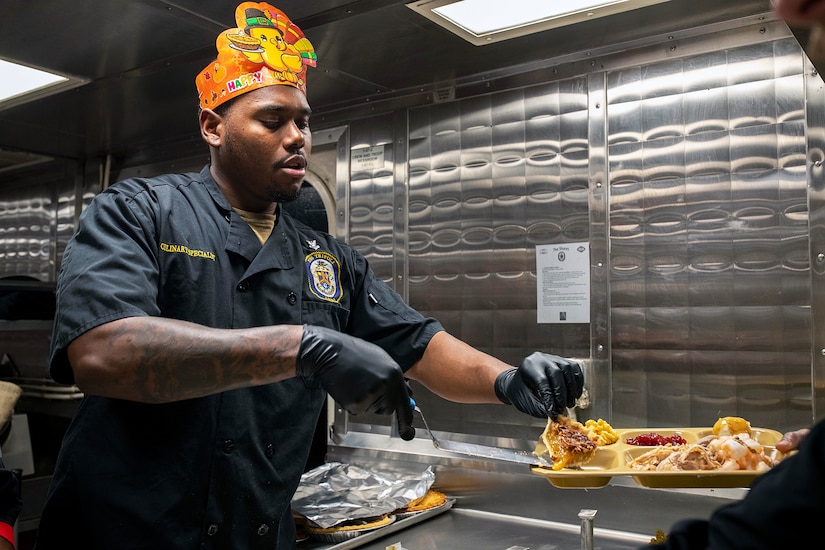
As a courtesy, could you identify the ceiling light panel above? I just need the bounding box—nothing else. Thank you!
[0,58,87,111]
[408,0,672,45]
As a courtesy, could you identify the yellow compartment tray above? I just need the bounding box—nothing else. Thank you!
[531,426,785,489]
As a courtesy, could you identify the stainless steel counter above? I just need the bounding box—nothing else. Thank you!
[305,432,746,550]
[302,506,649,550]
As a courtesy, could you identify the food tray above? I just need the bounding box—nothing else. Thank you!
[531,427,785,489]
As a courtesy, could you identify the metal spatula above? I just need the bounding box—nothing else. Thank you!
[411,399,553,467]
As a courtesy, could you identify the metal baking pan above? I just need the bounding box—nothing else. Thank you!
[306,498,455,550]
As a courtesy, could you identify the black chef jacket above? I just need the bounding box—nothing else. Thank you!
[37,165,443,550]
[646,417,825,549]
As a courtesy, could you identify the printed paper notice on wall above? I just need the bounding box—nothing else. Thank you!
[536,242,591,324]
[351,145,385,171]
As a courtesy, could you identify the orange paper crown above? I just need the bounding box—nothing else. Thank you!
[196,2,317,110]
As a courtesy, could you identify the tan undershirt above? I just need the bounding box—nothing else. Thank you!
[234,207,276,245]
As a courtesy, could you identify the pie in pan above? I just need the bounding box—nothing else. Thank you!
[397,489,447,515]
[306,514,396,542]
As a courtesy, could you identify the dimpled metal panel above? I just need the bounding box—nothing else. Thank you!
[608,37,811,429]
[344,28,816,437]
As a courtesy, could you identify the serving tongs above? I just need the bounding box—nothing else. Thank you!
[411,399,553,467]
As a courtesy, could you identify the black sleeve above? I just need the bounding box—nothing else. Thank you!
[49,186,161,384]
[647,419,825,550]
[346,250,443,371]
[0,456,22,527]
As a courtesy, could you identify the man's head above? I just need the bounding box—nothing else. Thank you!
[196,3,316,213]
[200,80,312,213]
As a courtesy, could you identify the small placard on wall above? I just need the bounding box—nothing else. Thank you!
[536,242,591,324]
[351,145,385,171]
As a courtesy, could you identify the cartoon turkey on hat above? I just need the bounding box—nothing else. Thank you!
[225,3,316,85]
[196,2,317,109]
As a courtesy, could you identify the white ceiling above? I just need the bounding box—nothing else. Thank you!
[0,0,781,171]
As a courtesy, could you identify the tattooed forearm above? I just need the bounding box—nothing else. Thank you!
[67,317,303,403]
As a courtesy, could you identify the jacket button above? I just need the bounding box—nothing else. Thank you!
[222,439,235,453]
[265,444,275,458]
[207,524,219,536]
[257,524,269,536]
[237,281,249,292]
[287,292,297,305]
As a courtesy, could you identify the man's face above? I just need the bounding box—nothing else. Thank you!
[213,85,312,210]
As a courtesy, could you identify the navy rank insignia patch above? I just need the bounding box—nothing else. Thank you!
[305,251,342,302]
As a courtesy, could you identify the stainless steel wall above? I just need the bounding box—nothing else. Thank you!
[339,18,820,439]
[0,15,820,440]
[403,82,592,440]
[0,161,92,379]
[605,38,811,430]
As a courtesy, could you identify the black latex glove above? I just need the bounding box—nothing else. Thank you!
[296,325,415,440]
[494,352,584,419]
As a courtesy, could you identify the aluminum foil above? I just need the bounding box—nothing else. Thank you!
[291,462,435,528]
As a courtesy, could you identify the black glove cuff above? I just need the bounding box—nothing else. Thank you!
[494,368,517,405]
[297,324,336,379]
[295,324,311,378]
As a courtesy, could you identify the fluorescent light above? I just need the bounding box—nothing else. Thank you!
[0,58,87,111]
[409,0,672,45]
[433,0,622,35]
